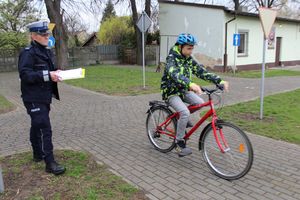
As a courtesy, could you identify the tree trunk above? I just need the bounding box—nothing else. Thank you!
[256,0,275,8]
[74,34,80,47]
[256,0,264,7]
[145,0,151,17]
[234,0,240,11]
[144,0,151,62]
[129,0,142,65]
[268,0,275,7]
[45,0,68,69]
[129,0,151,65]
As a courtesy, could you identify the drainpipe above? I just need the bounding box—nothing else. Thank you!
[223,14,236,72]
[0,166,4,193]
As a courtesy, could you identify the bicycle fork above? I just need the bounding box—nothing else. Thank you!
[212,119,230,153]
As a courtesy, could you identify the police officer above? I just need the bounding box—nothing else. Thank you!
[18,20,66,175]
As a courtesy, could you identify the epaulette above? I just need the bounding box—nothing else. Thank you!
[24,45,32,50]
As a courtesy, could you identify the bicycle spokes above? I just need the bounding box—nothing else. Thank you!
[202,122,253,180]
[146,107,176,152]
[214,125,249,156]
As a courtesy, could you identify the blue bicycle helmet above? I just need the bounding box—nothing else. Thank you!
[176,33,197,45]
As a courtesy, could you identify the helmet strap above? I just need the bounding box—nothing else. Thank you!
[179,45,186,57]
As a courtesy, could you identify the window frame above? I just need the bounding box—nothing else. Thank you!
[237,30,249,57]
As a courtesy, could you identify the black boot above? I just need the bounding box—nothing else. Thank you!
[33,153,43,162]
[33,156,43,162]
[45,161,66,175]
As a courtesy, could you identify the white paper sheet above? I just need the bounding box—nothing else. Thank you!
[57,68,85,81]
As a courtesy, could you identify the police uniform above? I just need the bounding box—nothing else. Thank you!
[18,21,65,175]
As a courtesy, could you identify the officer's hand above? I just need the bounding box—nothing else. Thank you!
[50,71,61,82]
[189,83,203,95]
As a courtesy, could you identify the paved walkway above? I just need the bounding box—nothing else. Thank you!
[1,72,300,200]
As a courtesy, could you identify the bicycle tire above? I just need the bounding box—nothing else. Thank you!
[201,121,253,180]
[146,106,176,153]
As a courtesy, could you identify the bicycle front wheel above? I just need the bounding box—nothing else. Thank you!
[201,121,253,180]
[146,107,176,153]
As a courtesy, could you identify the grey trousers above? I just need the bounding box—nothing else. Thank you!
[168,91,204,140]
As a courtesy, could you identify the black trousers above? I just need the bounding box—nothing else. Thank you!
[24,102,54,164]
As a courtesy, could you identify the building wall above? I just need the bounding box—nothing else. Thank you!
[159,2,225,65]
[276,21,300,63]
[226,15,300,69]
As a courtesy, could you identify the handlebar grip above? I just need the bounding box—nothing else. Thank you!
[216,84,224,91]
[200,86,207,92]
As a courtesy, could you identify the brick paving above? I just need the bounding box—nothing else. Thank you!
[1,71,300,200]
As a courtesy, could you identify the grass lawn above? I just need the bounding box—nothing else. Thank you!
[0,150,146,200]
[64,65,211,96]
[219,89,300,144]
[223,69,300,78]
[0,95,15,114]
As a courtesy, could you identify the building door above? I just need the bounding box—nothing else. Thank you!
[275,37,282,66]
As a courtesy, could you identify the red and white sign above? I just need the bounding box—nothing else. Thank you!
[258,7,277,39]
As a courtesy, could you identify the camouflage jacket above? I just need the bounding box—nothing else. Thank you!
[161,45,224,100]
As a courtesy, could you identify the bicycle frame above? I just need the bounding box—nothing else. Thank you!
[156,98,229,153]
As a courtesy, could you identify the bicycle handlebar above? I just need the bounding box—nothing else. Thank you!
[200,84,224,95]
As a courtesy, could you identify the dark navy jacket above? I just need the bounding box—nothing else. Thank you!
[18,41,59,104]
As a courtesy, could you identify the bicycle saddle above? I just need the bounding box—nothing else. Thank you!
[149,100,169,107]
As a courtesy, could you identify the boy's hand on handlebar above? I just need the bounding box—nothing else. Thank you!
[220,81,229,92]
[189,83,203,95]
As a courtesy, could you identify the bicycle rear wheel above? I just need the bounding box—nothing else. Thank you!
[201,121,253,180]
[146,107,176,153]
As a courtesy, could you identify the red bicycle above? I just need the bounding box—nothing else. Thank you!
[146,85,253,180]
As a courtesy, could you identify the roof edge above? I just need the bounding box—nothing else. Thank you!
[226,10,300,23]
[158,0,228,11]
[159,0,300,24]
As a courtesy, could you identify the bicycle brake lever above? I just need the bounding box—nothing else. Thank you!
[216,84,224,91]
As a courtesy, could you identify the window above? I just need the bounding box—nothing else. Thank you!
[238,31,249,56]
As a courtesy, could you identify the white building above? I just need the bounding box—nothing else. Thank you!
[159,0,300,71]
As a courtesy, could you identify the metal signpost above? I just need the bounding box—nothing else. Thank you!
[258,2,277,119]
[136,11,152,88]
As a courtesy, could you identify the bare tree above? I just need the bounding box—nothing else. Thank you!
[0,0,40,32]
[44,0,69,69]
[255,0,288,8]
[64,13,87,47]
[150,1,159,32]
[113,0,152,65]
[277,0,300,19]
[38,0,106,68]
[227,0,288,12]
[125,0,141,65]
[194,0,289,11]
[43,0,157,65]
[232,0,248,11]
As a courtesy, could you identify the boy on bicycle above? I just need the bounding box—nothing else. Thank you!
[161,33,229,157]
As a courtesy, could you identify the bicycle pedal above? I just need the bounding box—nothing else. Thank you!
[175,146,181,153]
[153,133,160,138]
